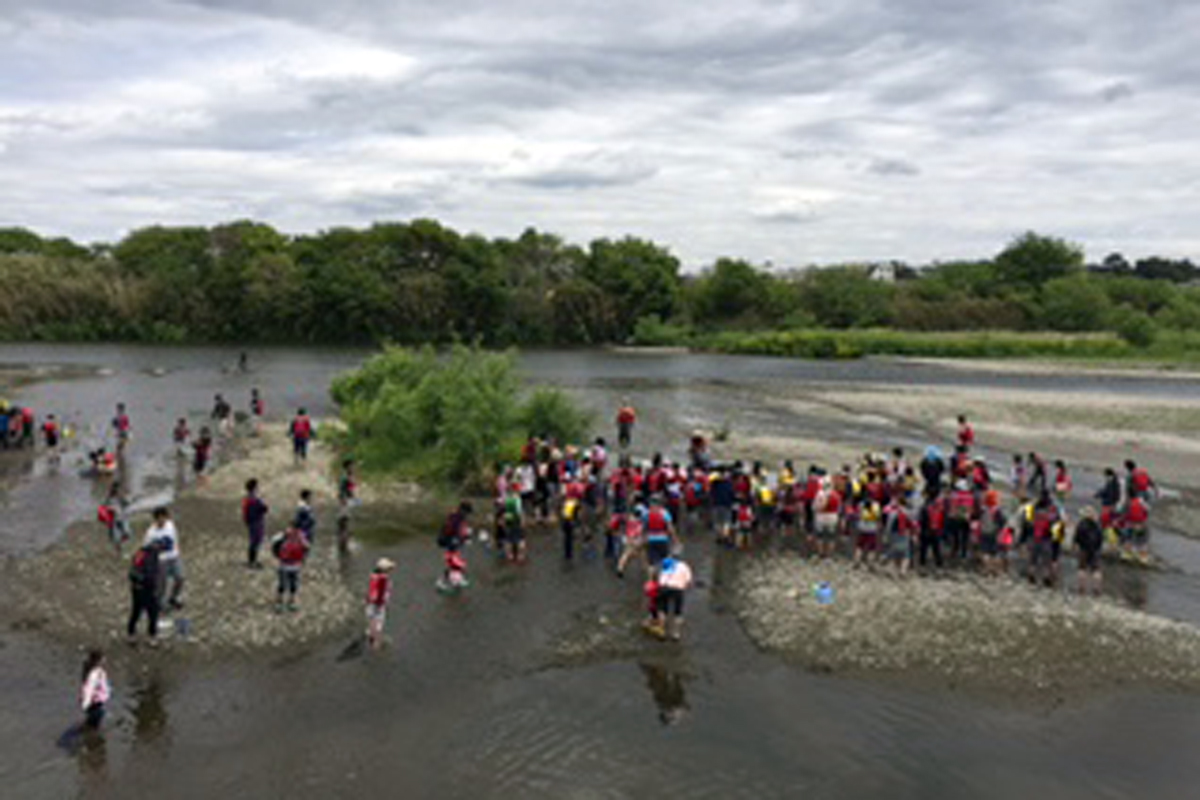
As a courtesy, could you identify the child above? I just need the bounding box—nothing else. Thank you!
[98,482,131,555]
[1054,460,1072,502]
[290,408,313,464]
[250,388,265,436]
[42,413,61,462]
[79,649,110,730]
[734,500,755,550]
[440,550,469,592]
[293,489,316,543]
[242,478,269,569]
[882,497,916,575]
[616,510,645,579]
[814,478,842,560]
[271,526,310,612]
[854,497,882,567]
[642,577,663,638]
[192,426,213,480]
[172,417,190,458]
[657,557,694,641]
[365,558,395,649]
[502,492,526,563]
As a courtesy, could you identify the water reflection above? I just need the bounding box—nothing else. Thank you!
[128,675,171,755]
[640,662,690,726]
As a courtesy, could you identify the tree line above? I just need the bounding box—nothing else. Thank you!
[0,222,1195,347]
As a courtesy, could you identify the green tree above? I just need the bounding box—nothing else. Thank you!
[1038,275,1112,331]
[994,232,1084,288]
[581,237,680,339]
[799,266,893,329]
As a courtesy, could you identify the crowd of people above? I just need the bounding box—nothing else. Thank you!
[430,409,1160,639]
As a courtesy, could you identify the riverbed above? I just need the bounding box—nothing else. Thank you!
[4,345,1200,799]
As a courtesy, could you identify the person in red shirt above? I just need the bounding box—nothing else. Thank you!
[946,480,978,561]
[957,415,975,450]
[365,557,396,650]
[290,408,314,464]
[616,402,637,449]
[1122,494,1151,562]
[1028,491,1062,587]
[112,403,131,455]
[41,413,61,462]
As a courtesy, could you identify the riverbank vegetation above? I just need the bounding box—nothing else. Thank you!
[2,223,1197,358]
[330,345,590,488]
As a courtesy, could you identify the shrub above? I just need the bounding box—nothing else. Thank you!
[331,345,592,488]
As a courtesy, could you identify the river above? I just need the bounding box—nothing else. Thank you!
[2,344,1200,799]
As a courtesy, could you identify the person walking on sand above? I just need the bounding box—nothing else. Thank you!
[242,479,269,569]
[145,507,184,611]
[365,558,395,649]
[271,526,310,612]
[290,408,314,465]
[1074,506,1104,595]
[79,649,110,730]
[616,401,637,450]
[127,539,164,646]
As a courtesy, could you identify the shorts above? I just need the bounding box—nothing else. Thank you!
[713,506,733,528]
[1078,549,1101,572]
[46,434,59,449]
[84,702,106,729]
[1029,539,1053,567]
[979,533,998,556]
[293,438,309,458]
[855,532,878,552]
[778,509,797,526]
[365,604,387,625]
[506,523,525,544]
[656,588,685,616]
[163,559,184,581]
[816,519,838,542]
[1127,526,1149,546]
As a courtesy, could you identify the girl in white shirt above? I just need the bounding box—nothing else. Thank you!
[80,649,110,729]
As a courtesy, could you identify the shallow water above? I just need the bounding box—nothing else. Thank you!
[4,345,1200,799]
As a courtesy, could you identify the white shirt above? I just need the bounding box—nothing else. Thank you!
[145,520,179,561]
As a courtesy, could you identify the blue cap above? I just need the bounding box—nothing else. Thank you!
[661,557,676,572]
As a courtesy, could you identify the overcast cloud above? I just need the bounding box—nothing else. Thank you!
[1,0,1197,266]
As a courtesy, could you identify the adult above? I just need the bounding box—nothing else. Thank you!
[211,394,233,436]
[1124,460,1157,504]
[242,479,269,569]
[919,446,945,497]
[643,496,677,568]
[946,479,977,561]
[439,501,473,553]
[144,507,184,611]
[1095,467,1122,534]
[127,539,164,645]
[1074,507,1104,595]
[1028,491,1061,587]
[289,408,314,464]
[616,401,637,449]
[918,489,946,569]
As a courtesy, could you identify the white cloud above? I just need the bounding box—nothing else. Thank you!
[0,0,1198,266]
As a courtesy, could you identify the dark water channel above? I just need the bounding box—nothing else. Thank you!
[3,345,1200,799]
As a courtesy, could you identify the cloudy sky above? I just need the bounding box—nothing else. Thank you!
[1,0,1197,267]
